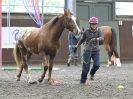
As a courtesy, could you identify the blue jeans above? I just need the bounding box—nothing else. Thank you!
[80,50,100,83]
[68,45,78,63]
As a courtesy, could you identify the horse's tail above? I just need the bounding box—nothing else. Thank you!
[13,43,22,67]
[111,28,119,58]
[111,28,117,48]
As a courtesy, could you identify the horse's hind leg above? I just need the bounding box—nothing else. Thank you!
[16,65,23,81]
[17,51,33,83]
[112,46,119,58]
[16,57,27,81]
[105,45,113,67]
[112,47,121,67]
[111,28,121,67]
[23,63,34,83]
[16,40,27,81]
[16,55,27,81]
[23,53,35,83]
[107,50,113,67]
[16,45,25,81]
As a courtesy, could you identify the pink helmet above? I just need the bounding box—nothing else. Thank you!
[89,17,98,24]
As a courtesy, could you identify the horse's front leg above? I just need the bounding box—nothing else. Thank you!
[38,66,48,83]
[48,56,55,84]
[38,56,49,83]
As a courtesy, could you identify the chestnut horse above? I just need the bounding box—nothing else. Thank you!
[99,26,121,67]
[13,9,80,84]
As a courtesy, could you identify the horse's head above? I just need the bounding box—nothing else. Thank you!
[63,9,81,34]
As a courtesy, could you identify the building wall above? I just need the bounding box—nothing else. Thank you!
[119,21,133,61]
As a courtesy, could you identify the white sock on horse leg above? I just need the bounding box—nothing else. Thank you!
[107,60,111,67]
[116,58,121,67]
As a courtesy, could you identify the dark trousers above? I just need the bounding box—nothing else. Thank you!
[80,50,100,83]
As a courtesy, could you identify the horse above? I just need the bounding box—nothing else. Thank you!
[99,26,121,67]
[13,9,81,84]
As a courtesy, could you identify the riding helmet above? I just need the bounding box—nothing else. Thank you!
[89,17,98,24]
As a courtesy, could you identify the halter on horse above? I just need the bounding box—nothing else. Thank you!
[13,9,80,84]
[99,26,121,67]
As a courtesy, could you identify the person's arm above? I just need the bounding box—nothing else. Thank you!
[91,28,104,42]
[98,28,104,41]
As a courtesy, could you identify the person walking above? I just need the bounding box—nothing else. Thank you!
[67,31,81,66]
[75,17,104,84]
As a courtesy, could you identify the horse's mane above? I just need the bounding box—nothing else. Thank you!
[41,15,60,29]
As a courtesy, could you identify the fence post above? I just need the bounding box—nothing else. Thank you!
[0,0,2,67]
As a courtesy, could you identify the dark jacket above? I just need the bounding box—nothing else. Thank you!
[78,27,103,51]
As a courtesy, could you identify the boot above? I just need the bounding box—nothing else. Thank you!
[90,75,94,81]
[67,58,71,67]
[74,59,78,66]
[67,62,70,67]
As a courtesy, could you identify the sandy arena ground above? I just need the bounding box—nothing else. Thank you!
[0,62,133,99]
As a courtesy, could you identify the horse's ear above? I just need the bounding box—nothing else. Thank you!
[64,9,71,16]
[68,9,70,13]
[81,27,84,34]
[68,9,72,15]
[64,9,68,16]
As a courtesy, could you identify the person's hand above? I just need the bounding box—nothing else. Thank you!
[91,38,99,42]
[75,44,79,48]
[73,45,79,53]
[91,38,97,42]
[73,46,77,53]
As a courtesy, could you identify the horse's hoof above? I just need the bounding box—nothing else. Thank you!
[28,81,37,84]
[36,81,40,85]
[16,79,20,81]
[48,79,53,83]
[116,64,121,67]
[107,60,114,67]
[38,78,43,83]
[67,62,70,67]
[16,77,20,81]
[106,64,110,67]
[48,79,61,85]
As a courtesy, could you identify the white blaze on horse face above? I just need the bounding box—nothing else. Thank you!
[71,15,81,33]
